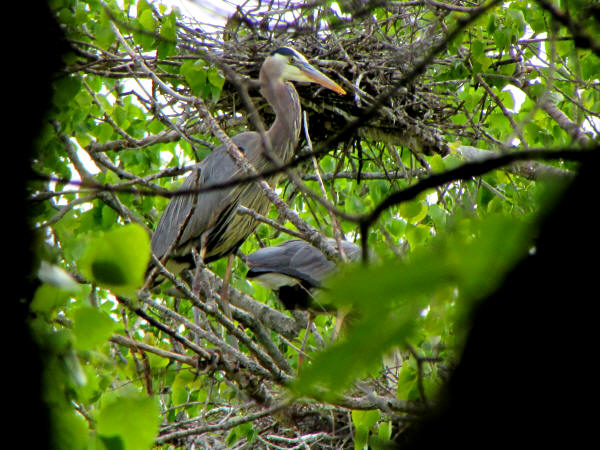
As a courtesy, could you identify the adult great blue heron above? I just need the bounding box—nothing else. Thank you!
[151,47,346,281]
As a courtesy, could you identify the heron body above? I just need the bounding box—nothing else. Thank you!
[245,239,361,311]
[151,47,345,273]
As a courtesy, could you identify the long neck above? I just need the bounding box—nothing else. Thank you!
[259,72,301,164]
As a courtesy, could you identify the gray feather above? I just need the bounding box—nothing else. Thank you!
[245,239,361,288]
[151,132,268,263]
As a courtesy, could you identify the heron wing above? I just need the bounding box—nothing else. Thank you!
[246,240,330,287]
[151,132,261,260]
[246,239,362,286]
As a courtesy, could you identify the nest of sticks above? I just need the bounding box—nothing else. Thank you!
[73,1,466,163]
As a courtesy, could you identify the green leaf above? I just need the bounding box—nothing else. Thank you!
[53,75,82,107]
[147,119,165,134]
[352,409,380,449]
[399,200,428,224]
[180,60,207,96]
[101,204,118,229]
[211,84,222,103]
[113,106,131,130]
[71,306,117,350]
[138,9,156,32]
[486,13,497,34]
[226,423,256,446]
[386,218,406,238]
[352,409,380,429]
[472,39,485,60]
[208,68,225,89]
[581,52,600,80]
[378,421,392,441]
[78,223,151,298]
[506,9,525,34]
[396,358,418,400]
[160,11,177,41]
[526,3,546,33]
[94,122,113,142]
[95,23,116,50]
[293,215,532,399]
[49,406,90,450]
[30,284,72,317]
[405,223,432,247]
[157,40,176,59]
[136,0,151,14]
[493,27,512,51]
[471,39,490,73]
[97,393,161,450]
[293,255,448,398]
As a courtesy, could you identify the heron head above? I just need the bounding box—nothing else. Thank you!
[265,46,346,95]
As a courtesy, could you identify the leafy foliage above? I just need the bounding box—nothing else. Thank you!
[29,0,598,448]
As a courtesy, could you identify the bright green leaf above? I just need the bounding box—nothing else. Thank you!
[138,9,156,31]
[180,60,208,96]
[97,393,161,450]
[399,200,428,224]
[493,27,511,51]
[95,23,116,49]
[507,9,525,32]
[78,223,151,298]
[378,421,392,441]
[208,68,225,89]
[352,409,380,429]
[71,306,116,350]
[396,358,418,400]
[352,409,380,449]
[30,284,72,317]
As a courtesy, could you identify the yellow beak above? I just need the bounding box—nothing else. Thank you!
[297,61,346,95]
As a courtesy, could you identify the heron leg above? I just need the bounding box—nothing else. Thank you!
[331,307,348,342]
[191,241,208,298]
[218,253,238,350]
[191,236,219,344]
[298,312,313,368]
[219,253,234,319]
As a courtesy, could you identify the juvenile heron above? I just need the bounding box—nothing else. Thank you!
[150,47,346,299]
[245,238,361,312]
[245,238,361,362]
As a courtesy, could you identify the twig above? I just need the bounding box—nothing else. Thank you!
[155,399,292,444]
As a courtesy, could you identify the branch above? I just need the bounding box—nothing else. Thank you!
[361,147,593,230]
[302,169,425,181]
[148,256,294,381]
[110,334,196,366]
[454,145,575,181]
[155,400,291,445]
[527,88,591,145]
[237,205,306,240]
[536,0,600,58]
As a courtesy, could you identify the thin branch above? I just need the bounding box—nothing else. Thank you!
[362,147,593,229]
[155,400,292,444]
[536,0,600,58]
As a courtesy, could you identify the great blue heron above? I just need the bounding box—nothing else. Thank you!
[245,238,361,312]
[150,47,346,299]
[245,238,361,362]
